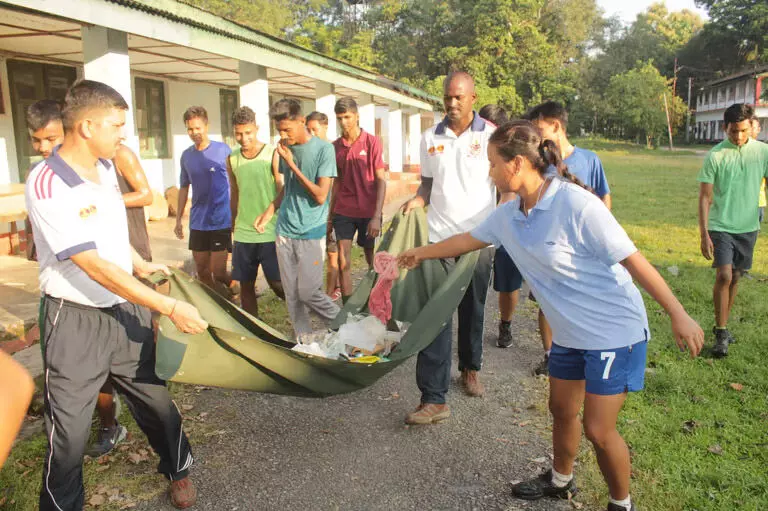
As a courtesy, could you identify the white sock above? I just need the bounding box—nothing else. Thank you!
[544,350,551,358]
[550,468,573,488]
[609,495,632,510]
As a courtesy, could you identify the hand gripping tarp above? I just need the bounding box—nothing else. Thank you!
[154,208,479,397]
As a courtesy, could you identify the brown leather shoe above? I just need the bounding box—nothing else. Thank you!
[462,369,485,397]
[405,403,451,424]
[169,476,197,509]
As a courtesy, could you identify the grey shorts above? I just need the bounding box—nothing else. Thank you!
[709,230,758,271]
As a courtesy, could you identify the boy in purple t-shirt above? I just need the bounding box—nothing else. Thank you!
[330,97,387,302]
[174,106,232,291]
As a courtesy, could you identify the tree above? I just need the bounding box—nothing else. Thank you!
[605,62,687,148]
[694,0,768,65]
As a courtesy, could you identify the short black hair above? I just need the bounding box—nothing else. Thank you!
[61,80,128,132]
[306,111,328,125]
[334,97,358,115]
[232,106,256,126]
[184,106,208,124]
[723,104,754,125]
[26,99,62,132]
[478,104,508,126]
[271,99,303,122]
[524,101,568,130]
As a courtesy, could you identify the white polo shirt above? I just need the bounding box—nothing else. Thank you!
[26,151,132,308]
[421,113,496,242]
[471,178,649,350]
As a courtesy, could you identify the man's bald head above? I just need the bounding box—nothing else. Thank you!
[443,71,477,126]
[444,72,475,94]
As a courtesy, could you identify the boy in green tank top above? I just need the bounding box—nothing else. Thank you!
[227,107,285,316]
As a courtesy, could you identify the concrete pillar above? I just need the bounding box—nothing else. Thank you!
[387,103,403,173]
[407,111,422,166]
[315,82,337,140]
[239,61,270,143]
[359,94,376,135]
[81,27,137,152]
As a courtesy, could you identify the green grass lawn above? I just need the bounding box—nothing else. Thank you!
[571,141,768,510]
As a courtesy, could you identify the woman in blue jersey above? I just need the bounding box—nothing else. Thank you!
[397,120,704,511]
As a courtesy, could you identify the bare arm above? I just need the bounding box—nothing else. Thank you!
[254,187,285,233]
[602,194,612,211]
[174,186,190,240]
[402,177,433,213]
[71,250,207,334]
[397,232,488,268]
[698,183,714,259]
[271,149,284,197]
[367,168,388,238]
[621,251,704,358]
[276,143,332,205]
[0,351,34,467]
[114,146,152,208]
[226,156,238,230]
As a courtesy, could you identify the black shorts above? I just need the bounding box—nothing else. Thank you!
[332,214,375,249]
[189,228,232,253]
[493,246,523,293]
[232,241,281,283]
[709,230,758,271]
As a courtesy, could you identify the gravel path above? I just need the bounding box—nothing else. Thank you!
[136,290,578,511]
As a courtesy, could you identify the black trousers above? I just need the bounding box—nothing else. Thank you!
[416,247,493,404]
[39,296,192,511]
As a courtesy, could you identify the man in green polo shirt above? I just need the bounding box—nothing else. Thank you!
[698,103,768,357]
[227,106,285,317]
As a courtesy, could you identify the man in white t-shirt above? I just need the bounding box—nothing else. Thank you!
[401,72,496,424]
[26,80,206,511]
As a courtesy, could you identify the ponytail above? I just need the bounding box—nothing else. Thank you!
[538,139,590,192]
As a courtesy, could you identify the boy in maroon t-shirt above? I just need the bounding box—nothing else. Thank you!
[330,97,387,302]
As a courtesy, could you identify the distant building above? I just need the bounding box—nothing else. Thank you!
[695,65,768,142]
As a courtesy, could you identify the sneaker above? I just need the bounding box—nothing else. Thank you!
[461,369,485,397]
[712,326,736,344]
[497,323,514,348]
[533,356,550,376]
[329,288,342,301]
[169,477,197,509]
[86,422,127,457]
[511,469,577,501]
[606,503,636,511]
[405,403,451,425]
[712,328,730,358]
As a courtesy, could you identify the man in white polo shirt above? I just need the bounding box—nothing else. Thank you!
[26,80,206,511]
[402,71,496,424]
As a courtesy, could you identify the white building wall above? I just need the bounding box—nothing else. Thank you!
[0,58,19,185]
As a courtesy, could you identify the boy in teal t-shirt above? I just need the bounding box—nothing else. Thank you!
[697,104,768,357]
[255,99,340,338]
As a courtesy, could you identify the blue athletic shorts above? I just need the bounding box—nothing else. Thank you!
[232,241,281,283]
[493,246,523,293]
[549,338,648,395]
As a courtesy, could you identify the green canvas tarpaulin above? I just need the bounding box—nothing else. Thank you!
[154,208,479,397]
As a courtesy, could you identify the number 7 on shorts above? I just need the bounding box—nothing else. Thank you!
[600,352,616,380]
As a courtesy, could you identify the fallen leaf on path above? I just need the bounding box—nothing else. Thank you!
[531,457,548,463]
[495,437,510,443]
[127,453,145,464]
[181,404,194,411]
[729,383,743,391]
[88,494,106,506]
[518,421,531,427]
[120,502,137,510]
[708,444,723,455]
[95,464,110,472]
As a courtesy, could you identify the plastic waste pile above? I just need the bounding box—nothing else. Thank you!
[292,314,409,362]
